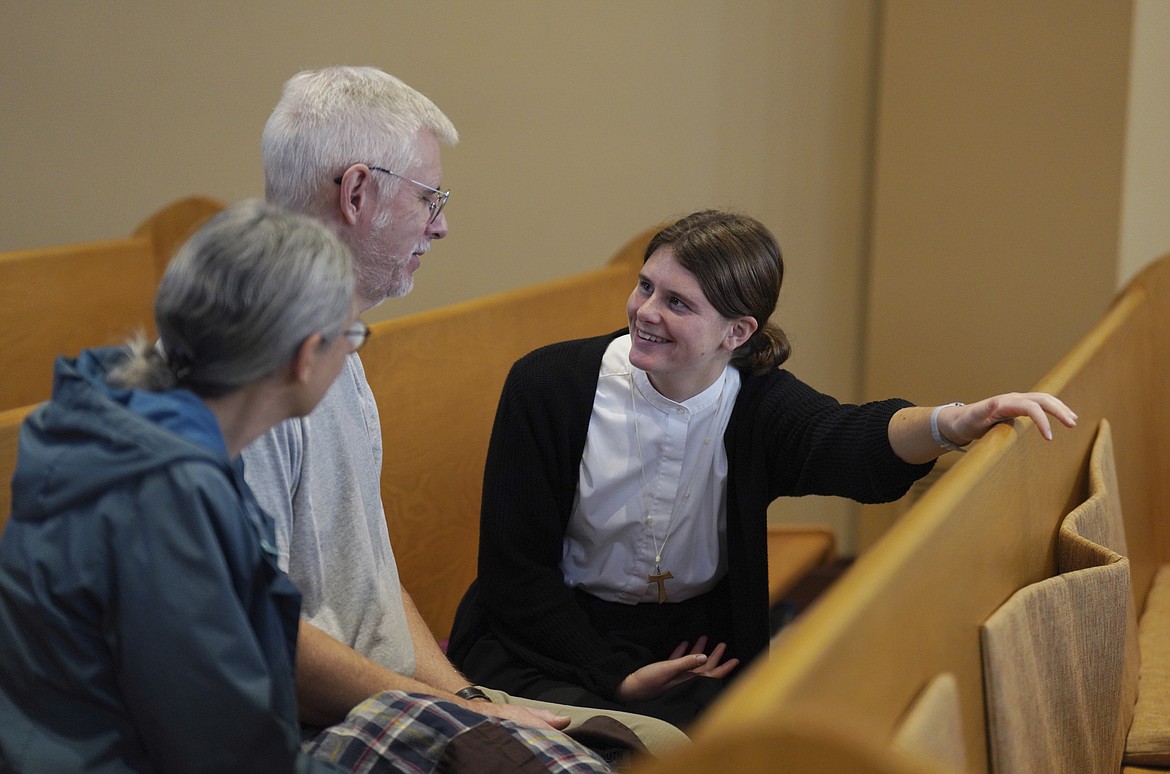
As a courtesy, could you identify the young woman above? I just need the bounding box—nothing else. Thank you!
[448,209,1077,727]
[0,201,360,772]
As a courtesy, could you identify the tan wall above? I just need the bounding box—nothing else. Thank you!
[856,0,1170,551]
[864,1,1131,405]
[3,2,1167,553]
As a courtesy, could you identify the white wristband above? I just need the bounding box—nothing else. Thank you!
[930,402,968,453]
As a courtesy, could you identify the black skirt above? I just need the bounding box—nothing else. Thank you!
[457,585,736,729]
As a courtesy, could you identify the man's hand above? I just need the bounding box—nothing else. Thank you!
[460,698,571,730]
[615,636,740,703]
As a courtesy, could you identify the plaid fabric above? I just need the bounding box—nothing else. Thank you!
[305,691,614,773]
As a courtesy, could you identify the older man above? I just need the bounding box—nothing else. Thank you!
[242,66,685,770]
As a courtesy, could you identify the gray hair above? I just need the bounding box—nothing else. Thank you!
[110,199,354,398]
[262,66,458,217]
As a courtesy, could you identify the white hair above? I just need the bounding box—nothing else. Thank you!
[262,66,458,217]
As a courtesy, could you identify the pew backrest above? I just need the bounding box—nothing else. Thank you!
[0,239,157,412]
[0,197,225,413]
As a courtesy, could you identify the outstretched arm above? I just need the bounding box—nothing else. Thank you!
[888,392,1078,465]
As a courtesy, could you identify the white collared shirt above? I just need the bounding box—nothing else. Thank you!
[562,334,741,604]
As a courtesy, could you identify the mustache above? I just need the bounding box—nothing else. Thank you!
[380,247,428,261]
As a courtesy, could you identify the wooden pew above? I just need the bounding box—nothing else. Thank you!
[0,197,225,413]
[633,252,1170,773]
[0,238,156,411]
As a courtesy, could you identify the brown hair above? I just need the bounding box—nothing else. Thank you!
[644,210,791,374]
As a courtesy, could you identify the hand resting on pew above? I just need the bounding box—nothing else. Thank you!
[888,392,1078,465]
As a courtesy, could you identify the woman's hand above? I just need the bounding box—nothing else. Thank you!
[890,392,1077,464]
[615,636,740,703]
[944,392,1078,445]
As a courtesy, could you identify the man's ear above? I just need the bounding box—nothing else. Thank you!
[290,334,326,384]
[725,316,759,350]
[337,165,374,226]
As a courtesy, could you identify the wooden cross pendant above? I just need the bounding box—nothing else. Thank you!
[648,569,674,604]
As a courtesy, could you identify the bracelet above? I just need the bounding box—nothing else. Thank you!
[456,685,492,702]
[930,403,969,454]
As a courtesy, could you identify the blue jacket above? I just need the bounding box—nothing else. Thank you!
[0,348,338,773]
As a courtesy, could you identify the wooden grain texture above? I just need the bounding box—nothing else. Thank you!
[0,196,225,412]
[0,238,157,411]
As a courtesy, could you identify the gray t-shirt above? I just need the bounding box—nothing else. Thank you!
[242,354,415,677]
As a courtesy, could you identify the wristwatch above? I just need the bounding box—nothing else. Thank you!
[455,685,491,702]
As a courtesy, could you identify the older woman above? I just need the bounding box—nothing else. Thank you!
[0,201,359,772]
[449,209,1078,727]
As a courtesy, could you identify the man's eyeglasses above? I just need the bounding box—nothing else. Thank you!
[342,321,372,353]
[333,165,449,225]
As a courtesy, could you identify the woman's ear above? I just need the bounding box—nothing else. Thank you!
[290,334,326,384]
[725,316,759,350]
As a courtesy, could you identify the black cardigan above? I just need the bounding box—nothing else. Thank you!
[448,331,932,700]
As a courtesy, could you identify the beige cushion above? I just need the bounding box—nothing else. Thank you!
[1125,563,1170,766]
[1058,419,1129,565]
[890,672,966,772]
[982,558,1131,773]
[1057,418,1141,761]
